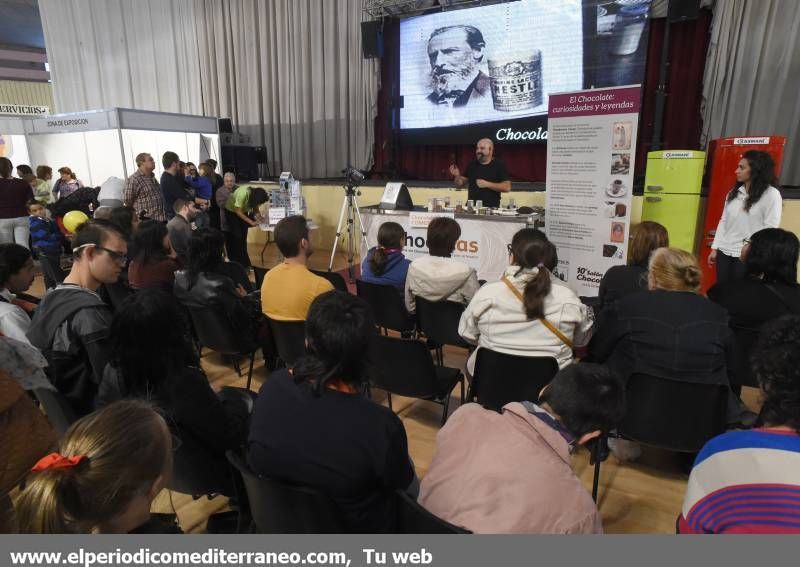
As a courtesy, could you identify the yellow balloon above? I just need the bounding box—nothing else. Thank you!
[63,210,89,233]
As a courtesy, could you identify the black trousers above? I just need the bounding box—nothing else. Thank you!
[35,248,65,290]
[715,251,746,285]
[225,209,252,268]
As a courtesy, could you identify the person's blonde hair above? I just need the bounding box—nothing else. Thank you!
[648,247,702,293]
[135,153,151,167]
[14,400,171,534]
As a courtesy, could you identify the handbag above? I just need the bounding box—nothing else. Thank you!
[502,275,574,348]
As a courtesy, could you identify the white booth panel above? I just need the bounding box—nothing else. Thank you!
[199,134,220,167]
[0,134,31,169]
[121,129,193,178]
[28,132,93,188]
[84,130,126,186]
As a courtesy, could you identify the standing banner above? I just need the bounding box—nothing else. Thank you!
[545,85,641,297]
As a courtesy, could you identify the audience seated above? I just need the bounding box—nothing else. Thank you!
[249,291,416,532]
[419,363,624,534]
[14,400,180,533]
[361,221,410,293]
[0,369,56,533]
[708,227,800,322]
[261,215,333,321]
[128,220,180,292]
[174,229,261,337]
[597,221,668,312]
[590,247,743,426]
[0,244,36,343]
[404,217,479,313]
[27,220,126,416]
[459,229,592,373]
[166,198,199,265]
[98,290,249,470]
[679,315,800,534]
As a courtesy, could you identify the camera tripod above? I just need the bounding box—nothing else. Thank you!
[328,183,370,281]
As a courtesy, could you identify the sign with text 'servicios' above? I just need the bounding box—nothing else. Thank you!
[545,85,641,297]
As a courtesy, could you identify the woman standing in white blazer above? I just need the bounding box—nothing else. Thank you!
[709,150,782,284]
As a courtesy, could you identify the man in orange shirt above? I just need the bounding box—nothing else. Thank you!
[261,215,333,321]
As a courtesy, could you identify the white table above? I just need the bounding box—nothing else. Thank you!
[360,207,542,283]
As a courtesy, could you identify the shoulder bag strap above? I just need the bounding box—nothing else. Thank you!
[502,275,574,349]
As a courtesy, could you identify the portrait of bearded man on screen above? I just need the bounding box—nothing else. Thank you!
[426,24,491,108]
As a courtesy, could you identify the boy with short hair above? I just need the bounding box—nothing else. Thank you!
[27,200,64,289]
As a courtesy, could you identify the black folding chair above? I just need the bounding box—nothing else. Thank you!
[252,266,268,290]
[266,318,307,368]
[730,323,760,393]
[415,297,471,365]
[472,349,559,410]
[188,307,259,390]
[33,388,77,436]
[369,335,464,425]
[394,490,471,534]
[356,279,415,335]
[593,373,729,501]
[311,269,348,293]
[226,451,347,533]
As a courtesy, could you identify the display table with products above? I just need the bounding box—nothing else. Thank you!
[360,206,543,282]
[245,181,550,260]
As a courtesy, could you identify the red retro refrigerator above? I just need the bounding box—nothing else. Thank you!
[699,135,787,294]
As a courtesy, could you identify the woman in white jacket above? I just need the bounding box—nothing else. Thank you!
[405,217,480,313]
[459,229,592,375]
[709,150,782,284]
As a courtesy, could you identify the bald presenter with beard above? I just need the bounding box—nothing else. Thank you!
[450,138,511,208]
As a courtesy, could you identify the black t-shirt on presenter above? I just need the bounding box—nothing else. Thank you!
[465,159,509,208]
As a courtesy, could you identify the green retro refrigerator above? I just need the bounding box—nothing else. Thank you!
[641,150,706,253]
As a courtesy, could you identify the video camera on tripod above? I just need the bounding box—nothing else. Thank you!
[329,165,371,279]
[342,165,365,187]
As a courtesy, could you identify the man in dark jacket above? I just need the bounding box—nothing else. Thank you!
[161,151,193,220]
[205,159,224,231]
[27,219,127,416]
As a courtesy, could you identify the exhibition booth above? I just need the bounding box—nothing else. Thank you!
[0,116,32,169]
[0,108,220,187]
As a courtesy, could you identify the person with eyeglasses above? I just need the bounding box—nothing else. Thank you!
[27,219,128,417]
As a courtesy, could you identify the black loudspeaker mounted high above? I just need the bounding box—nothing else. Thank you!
[361,20,383,59]
[254,146,268,164]
[218,118,233,133]
[668,0,701,22]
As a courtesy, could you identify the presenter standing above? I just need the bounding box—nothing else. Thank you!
[450,138,511,208]
[708,150,782,284]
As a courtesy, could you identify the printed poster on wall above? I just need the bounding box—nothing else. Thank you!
[544,85,641,297]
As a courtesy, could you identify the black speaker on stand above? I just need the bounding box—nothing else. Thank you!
[254,146,271,180]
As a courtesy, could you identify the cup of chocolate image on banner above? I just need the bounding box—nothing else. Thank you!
[488,50,543,112]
